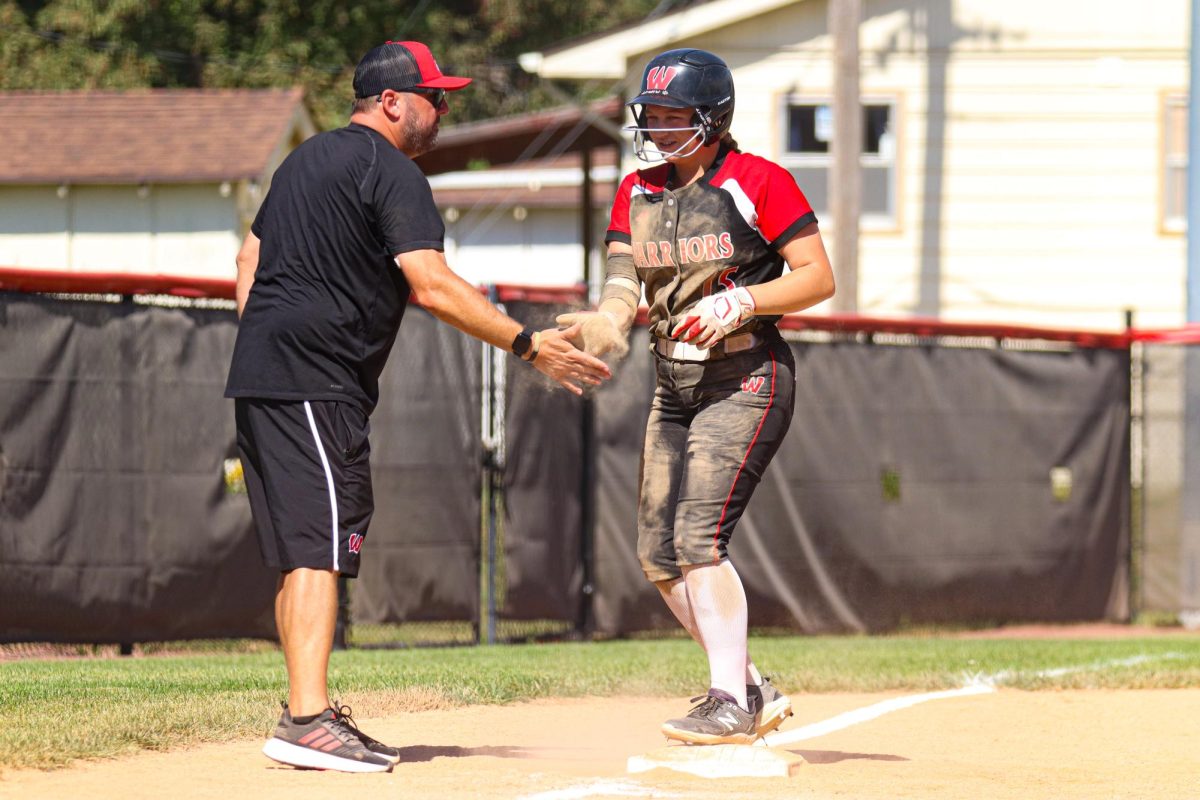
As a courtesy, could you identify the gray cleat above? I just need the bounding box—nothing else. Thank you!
[747,675,793,737]
[662,692,760,745]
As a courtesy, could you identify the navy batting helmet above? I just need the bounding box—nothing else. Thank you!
[626,48,735,162]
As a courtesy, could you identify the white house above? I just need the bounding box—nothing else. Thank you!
[0,88,315,281]
[440,0,1187,331]
[416,97,625,295]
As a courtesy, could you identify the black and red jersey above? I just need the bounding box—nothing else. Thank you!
[225,123,445,414]
[605,145,816,339]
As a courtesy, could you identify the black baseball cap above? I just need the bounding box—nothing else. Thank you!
[353,41,472,98]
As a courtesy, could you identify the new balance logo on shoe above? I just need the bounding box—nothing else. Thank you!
[661,692,760,745]
[716,712,741,729]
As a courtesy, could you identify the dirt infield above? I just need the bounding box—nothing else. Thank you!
[4,688,1197,799]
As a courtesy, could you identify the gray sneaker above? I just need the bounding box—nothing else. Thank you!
[662,692,760,745]
[747,676,793,736]
[333,702,401,764]
[262,705,392,772]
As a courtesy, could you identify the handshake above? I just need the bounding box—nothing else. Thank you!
[555,309,630,361]
[555,286,757,359]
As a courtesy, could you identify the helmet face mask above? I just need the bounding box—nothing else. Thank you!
[625,48,734,163]
[627,113,706,163]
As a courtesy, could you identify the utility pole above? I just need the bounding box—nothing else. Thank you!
[829,0,862,313]
[1181,0,1200,627]
[1190,0,1200,322]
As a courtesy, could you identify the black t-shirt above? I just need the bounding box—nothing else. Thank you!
[224,123,444,413]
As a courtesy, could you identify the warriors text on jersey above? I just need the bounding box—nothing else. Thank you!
[605,145,817,340]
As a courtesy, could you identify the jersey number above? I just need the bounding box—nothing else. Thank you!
[705,266,740,297]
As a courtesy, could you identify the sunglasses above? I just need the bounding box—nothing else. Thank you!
[388,87,446,108]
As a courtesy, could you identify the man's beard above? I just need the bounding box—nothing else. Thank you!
[403,104,438,156]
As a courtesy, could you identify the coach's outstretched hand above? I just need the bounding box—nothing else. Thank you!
[531,324,612,395]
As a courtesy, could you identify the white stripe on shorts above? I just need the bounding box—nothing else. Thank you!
[303,401,340,572]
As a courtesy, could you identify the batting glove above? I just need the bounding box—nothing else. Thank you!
[670,286,756,348]
[555,310,630,359]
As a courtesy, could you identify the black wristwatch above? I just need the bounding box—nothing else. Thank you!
[511,327,535,359]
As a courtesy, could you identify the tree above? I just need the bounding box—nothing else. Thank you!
[0,0,685,129]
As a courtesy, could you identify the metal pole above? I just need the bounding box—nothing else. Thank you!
[1189,0,1200,321]
[1184,0,1200,625]
[1126,309,1144,620]
[481,285,507,645]
[333,575,350,650]
[578,393,596,637]
[829,0,862,313]
[581,146,594,298]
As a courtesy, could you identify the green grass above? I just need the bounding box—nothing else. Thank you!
[2,635,1199,771]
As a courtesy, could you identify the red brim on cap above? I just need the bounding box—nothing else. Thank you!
[417,75,472,90]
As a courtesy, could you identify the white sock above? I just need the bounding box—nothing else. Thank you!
[746,661,763,687]
[655,577,704,646]
[657,575,765,692]
[682,560,749,712]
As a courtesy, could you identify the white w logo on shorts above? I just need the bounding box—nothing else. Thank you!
[741,376,766,394]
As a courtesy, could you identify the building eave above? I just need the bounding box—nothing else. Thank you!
[527,0,804,79]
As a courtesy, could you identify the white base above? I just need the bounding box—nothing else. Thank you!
[262,738,391,773]
[627,744,803,778]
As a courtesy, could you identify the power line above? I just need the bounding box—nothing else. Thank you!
[449,0,690,237]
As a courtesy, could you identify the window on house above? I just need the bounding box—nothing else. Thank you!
[1164,94,1187,233]
[781,99,897,225]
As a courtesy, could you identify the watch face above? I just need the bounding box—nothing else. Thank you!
[512,329,533,356]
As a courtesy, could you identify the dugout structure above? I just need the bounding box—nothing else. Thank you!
[2,270,1191,645]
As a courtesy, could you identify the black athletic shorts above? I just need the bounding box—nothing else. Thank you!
[235,398,373,577]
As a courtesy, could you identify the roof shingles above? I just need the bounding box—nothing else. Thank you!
[0,88,306,185]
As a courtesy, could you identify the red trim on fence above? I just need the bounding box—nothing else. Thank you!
[0,270,590,308]
[0,268,1153,348]
[777,313,1132,349]
[0,267,237,300]
[1129,325,1200,344]
[493,284,588,304]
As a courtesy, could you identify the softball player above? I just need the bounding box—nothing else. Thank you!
[562,48,834,744]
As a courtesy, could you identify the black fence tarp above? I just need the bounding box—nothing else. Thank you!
[500,299,587,624]
[0,294,485,641]
[0,293,276,642]
[0,286,1133,642]
[586,336,1131,634]
[349,308,483,625]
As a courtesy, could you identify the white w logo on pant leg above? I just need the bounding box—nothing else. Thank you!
[741,376,766,394]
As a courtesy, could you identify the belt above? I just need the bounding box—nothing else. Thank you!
[653,331,762,362]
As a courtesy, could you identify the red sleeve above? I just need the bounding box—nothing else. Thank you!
[605,171,638,244]
[754,159,816,248]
